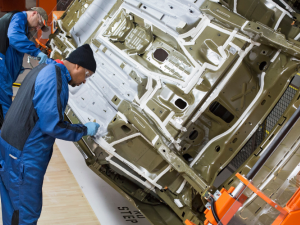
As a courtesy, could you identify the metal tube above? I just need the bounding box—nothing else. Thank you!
[232,104,300,199]
[231,182,246,198]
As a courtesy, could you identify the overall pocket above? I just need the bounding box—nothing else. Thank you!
[9,154,21,188]
[8,154,21,208]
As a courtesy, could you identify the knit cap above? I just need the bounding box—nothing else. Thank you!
[66,44,97,72]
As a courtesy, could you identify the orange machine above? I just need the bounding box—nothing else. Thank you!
[52,11,64,33]
[203,103,300,225]
[237,173,300,225]
[202,173,300,225]
[203,184,247,225]
[272,187,300,225]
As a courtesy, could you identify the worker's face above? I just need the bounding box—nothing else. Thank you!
[28,11,44,31]
[69,65,94,87]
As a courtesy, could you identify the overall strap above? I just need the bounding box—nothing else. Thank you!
[1,64,49,151]
[0,11,21,55]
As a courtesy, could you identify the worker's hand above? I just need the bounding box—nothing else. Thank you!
[19,66,25,74]
[37,52,48,64]
[85,122,100,136]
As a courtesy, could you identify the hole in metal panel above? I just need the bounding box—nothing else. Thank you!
[121,125,131,133]
[209,102,234,123]
[175,98,187,109]
[259,61,267,70]
[255,207,262,214]
[153,48,168,62]
[189,130,198,140]
[183,154,193,162]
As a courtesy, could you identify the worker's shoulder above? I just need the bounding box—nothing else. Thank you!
[40,63,63,76]
[36,64,60,84]
[11,12,27,23]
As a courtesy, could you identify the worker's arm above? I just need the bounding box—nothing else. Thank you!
[33,65,87,141]
[7,12,41,57]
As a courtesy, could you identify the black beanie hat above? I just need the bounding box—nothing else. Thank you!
[66,44,97,73]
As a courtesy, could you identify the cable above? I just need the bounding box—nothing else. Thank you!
[209,196,223,225]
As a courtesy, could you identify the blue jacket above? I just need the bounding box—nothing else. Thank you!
[7,12,41,79]
[0,11,41,117]
[0,59,87,224]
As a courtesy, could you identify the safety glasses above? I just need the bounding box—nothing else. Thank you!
[85,69,93,79]
[37,14,44,29]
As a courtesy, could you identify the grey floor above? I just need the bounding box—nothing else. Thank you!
[13,54,39,96]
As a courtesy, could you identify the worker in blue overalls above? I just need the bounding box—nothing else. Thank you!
[0,7,49,127]
[0,44,100,225]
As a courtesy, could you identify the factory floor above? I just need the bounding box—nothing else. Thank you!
[0,144,100,225]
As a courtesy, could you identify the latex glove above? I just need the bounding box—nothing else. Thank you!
[37,52,48,64]
[85,122,100,136]
[20,66,25,74]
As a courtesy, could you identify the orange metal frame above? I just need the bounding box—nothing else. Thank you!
[204,186,247,225]
[203,173,300,225]
[236,173,288,216]
[236,173,300,225]
[185,219,197,225]
[35,38,51,56]
[272,187,300,225]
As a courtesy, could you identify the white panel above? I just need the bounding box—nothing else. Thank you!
[56,140,151,225]
[141,4,164,20]
[71,0,118,45]
[68,82,117,136]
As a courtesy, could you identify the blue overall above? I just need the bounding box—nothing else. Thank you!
[0,59,87,224]
[0,11,41,118]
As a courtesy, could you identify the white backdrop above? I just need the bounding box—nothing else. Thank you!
[55,139,151,225]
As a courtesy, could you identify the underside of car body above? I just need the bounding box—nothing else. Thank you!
[48,0,300,224]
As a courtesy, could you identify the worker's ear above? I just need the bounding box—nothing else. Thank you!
[75,64,81,72]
